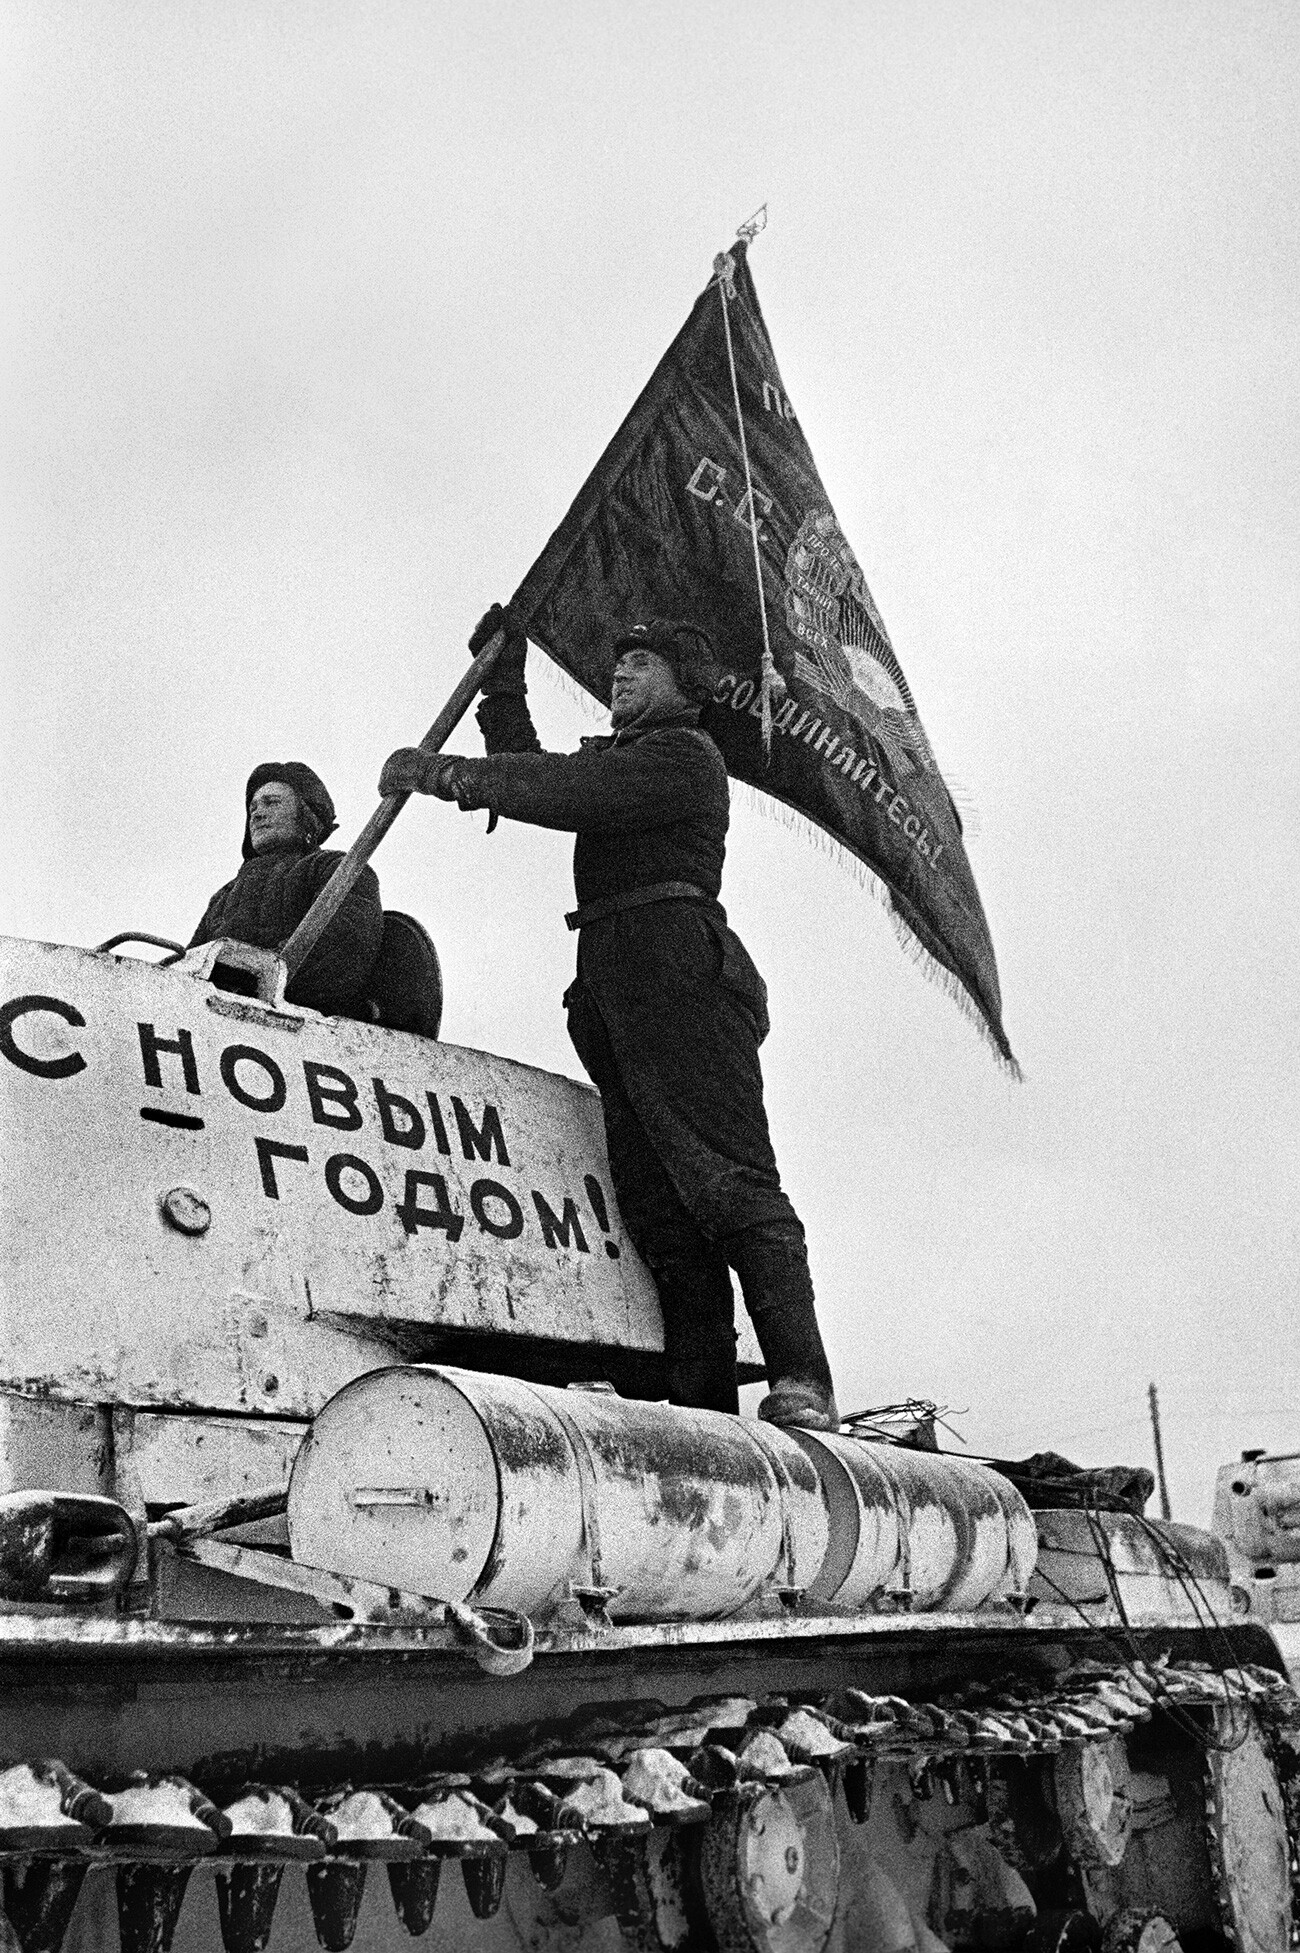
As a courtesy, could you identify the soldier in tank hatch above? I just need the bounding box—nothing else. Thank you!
[190,761,383,1019]
[379,609,839,1432]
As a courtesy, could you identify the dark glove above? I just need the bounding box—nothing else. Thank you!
[430,757,492,813]
[379,747,433,799]
[380,749,491,814]
[470,604,528,698]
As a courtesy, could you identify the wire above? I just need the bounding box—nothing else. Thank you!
[1074,1494,1250,1753]
[840,1402,973,1451]
[1030,1555,1248,1754]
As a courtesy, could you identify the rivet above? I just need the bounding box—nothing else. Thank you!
[160,1186,211,1236]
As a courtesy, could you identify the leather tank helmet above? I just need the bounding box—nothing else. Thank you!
[241,762,339,859]
[613,620,721,707]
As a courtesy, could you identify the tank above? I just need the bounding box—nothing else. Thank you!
[1212,1447,1300,1683]
[1,926,1297,1953]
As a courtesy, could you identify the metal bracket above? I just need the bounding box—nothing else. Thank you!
[567,1582,619,1627]
[170,1538,533,1673]
[350,1487,447,1510]
[174,938,289,1005]
[173,1535,441,1622]
[546,1398,608,1597]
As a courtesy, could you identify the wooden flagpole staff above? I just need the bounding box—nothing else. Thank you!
[279,628,507,980]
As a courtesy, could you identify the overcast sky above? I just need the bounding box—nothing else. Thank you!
[3,0,1296,1522]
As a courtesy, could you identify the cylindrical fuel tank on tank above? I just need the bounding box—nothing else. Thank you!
[287,1367,830,1623]
[790,1433,1037,1612]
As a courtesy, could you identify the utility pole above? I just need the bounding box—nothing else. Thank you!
[1148,1382,1172,1520]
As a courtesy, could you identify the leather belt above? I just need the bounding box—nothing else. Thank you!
[565,880,712,932]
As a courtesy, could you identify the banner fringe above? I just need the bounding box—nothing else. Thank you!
[733,781,1023,1083]
[517,682,1020,1081]
[537,659,607,723]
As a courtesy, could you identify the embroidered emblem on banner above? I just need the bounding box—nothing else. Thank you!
[784,511,935,779]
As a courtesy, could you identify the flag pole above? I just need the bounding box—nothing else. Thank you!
[279,630,506,981]
[1148,1381,1173,1520]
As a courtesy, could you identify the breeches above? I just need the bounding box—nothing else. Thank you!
[565,978,814,1412]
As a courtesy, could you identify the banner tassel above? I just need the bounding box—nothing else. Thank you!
[732,780,1023,1082]
[714,250,783,759]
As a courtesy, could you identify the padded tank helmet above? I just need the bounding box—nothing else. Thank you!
[612,619,721,706]
[242,761,338,859]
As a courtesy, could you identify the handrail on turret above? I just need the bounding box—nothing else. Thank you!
[94,933,186,962]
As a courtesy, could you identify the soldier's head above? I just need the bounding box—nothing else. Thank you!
[242,762,338,859]
[610,620,718,729]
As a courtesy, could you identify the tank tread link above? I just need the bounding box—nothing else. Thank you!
[0,1656,1295,1953]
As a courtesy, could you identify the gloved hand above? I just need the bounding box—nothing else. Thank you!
[378,747,433,799]
[469,604,528,697]
[380,749,491,816]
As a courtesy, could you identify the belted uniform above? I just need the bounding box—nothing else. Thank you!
[449,689,831,1414]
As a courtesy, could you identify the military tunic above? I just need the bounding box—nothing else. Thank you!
[456,694,820,1412]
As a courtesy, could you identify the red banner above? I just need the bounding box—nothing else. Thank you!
[510,242,1016,1070]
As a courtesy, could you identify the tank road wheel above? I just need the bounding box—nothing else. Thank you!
[1205,1713,1293,1953]
[699,1773,840,1953]
[1028,1912,1103,1953]
[595,1829,693,1951]
[1053,1738,1133,1869]
[1100,1912,1183,1953]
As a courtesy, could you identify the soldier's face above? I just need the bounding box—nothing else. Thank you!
[248,782,304,854]
[610,647,689,728]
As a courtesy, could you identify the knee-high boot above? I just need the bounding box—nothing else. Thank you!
[725,1227,838,1428]
[646,1252,740,1414]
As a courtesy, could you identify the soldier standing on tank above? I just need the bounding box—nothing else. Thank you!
[379,610,839,1431]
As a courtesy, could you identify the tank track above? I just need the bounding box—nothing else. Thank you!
[0,1655,1294,1951]
[1243,1665,1300,1945]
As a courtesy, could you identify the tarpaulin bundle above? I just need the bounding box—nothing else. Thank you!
[508,241,1016,1072]
[991,1452,1156,1516]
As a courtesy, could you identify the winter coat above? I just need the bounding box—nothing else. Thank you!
[467,695,796,1244]
[190,846,383,1018]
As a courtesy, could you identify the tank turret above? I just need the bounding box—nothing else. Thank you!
[1,932,773,1511]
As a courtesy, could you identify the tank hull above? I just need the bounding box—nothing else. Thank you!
[0,1610,1291,1953]
[5,1610,1279,1790]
